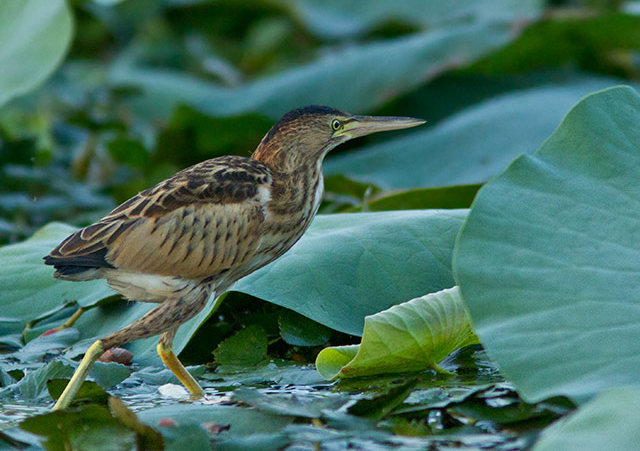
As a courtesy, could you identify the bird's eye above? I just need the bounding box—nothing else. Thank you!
[331,119,342,131]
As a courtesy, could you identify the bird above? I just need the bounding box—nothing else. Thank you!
[44,105,425,410]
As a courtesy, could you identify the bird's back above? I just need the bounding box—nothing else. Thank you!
[44,155,278,296]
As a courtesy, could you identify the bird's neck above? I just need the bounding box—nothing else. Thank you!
[252,140,326,221]
[252,139,304,173]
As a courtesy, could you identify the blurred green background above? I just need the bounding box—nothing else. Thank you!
[2,0,640,244]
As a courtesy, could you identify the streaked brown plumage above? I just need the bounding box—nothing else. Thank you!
[44,105,425,410]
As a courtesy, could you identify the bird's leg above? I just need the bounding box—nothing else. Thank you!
[157,328,205,398]
[52,339,104,410]
[52,285,213,410]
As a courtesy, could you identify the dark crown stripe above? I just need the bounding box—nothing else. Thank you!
[262,105,346,146]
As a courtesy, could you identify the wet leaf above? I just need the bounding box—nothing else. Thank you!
[15,328,79,363]
[137,403,295,436]
[89,362,132,389]
[348,379,418,420]
[14,361,73,400]
[232,387,349,419]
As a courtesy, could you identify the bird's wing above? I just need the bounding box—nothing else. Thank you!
[45,156,273,280]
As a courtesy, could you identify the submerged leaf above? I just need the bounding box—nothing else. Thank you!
[232,387,349,419]
[316,287,478,380]
[348,379,418,420]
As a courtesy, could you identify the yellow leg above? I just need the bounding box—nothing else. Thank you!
[60,307,87,329]
[157,336,204,399]
[53,340,104,410]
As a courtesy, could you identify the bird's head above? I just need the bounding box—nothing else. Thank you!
[252,105,425,171]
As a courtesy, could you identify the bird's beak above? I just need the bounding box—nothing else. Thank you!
[339,115,426,139]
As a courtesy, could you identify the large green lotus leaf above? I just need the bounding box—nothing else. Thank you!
[276,0,542,39]
[324,77,635,189]
[453,86,640,404]
[316,287,478,380]
[0,0,73,107]
[109,22,511,120]
[234,210,466,336]
[0,223,115,327]
[533,388,640,451]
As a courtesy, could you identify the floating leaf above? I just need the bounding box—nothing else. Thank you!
[348,379,418,420]
[5,361,74,400]
[316,287,478,380]
[137,404,294,436]
[453,86,640,404]
[15,328,79,363]
[232,387,349,419]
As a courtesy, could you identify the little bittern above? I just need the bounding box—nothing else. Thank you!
[44,105,424,409]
